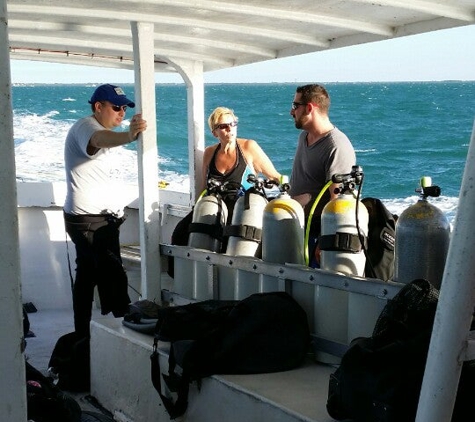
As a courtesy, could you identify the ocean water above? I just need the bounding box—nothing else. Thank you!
[12,81,475,223]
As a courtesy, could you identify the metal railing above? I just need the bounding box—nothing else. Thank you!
[159,244,403,361]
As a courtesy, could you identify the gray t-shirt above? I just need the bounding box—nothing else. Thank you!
[289,127,356,228]
[64,116,125,215]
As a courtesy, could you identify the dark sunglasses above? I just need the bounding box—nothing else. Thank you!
[101,102,127,112]
[110,104,128,112]
[291,102,306,110]
[215,121,238,130]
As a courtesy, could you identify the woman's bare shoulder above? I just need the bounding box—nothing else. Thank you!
[204,143,219,155]
[237,138,259,150]
[205,143,219,151]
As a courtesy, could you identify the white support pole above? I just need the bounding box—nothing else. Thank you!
[131,21,161,302]
[168,58,205,205]
[0,0,28,420]
[416,117,475,422]
[186,66,205,205]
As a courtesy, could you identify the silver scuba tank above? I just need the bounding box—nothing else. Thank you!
[188,179,228,252]
[225,174,268,257]
[319,167,369,276]
[394,176,451,289]
[262,177,305,265]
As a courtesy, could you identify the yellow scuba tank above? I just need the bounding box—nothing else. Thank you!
[188,179,228,252]
[262,177,305,265]
[319,166,369,276]
[314,166,369,365]
[394,176,451,289]
[225,174,268,257]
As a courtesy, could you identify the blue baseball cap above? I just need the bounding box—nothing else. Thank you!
[88,84,135,108]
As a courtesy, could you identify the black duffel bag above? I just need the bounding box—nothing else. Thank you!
[151,291,310,419]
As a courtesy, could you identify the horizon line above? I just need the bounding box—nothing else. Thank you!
[12,79,475,86]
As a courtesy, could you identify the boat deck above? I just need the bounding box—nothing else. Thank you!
[23,245,345,421]
[25,306,339,421]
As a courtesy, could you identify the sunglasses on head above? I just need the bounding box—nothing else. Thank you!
[214,121,238,130]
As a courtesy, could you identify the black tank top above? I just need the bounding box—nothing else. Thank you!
[206,142,253,221]
[207,142,248,189]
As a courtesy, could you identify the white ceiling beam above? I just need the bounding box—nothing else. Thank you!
[352,0,475,22]
[7,11,329,48]
[10,50,178,72]
[9,22,279,59]
[9,4,364,47]
[10,35,234,68]
[104,0,395,35]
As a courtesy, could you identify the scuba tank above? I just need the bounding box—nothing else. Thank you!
[319,166,369,276]
[225,174,268,257]
[188,178,228,252]
[314,166,370,365]
[394,176,451,289]
[262,177,305,265]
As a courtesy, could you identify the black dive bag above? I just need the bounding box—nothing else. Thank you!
[150,292,310,419]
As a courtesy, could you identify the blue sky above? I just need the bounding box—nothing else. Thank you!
[11,25,475,84]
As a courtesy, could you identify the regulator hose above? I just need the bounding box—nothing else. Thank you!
[304,180,333,266]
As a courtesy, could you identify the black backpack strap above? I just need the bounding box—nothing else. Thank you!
[150,341,191,420]
[223,224,262,242]
[188,222,224,241]
[319,232,367,253]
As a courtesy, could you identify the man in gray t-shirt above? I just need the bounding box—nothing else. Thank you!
[63,84,147,337]
[289,84,356,266]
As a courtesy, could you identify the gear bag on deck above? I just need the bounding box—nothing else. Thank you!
[48,332,90,392]
[150,292,310,419]
[326,278,475,422]
[26,360,82,422]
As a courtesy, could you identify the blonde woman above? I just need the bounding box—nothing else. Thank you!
[168,107,281,276]
[203,106,281,217]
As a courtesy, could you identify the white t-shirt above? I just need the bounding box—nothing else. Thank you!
[63,116,125,216]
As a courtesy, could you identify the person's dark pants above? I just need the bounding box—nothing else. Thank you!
[64,212,130,337]
[308,235,320,268]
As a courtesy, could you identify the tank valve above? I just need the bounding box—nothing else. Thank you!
[416,176,441,198]
[332,165,364,194]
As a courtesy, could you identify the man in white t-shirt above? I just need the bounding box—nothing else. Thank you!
[63,84,147,338]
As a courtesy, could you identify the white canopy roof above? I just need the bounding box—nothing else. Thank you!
[7,0,475,74]
[1,4,475,421]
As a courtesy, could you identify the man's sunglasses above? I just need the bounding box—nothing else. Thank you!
[101,102,127,112]
[291,102,306,110]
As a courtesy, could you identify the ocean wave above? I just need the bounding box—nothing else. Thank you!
[383,195,458,226]
[355,148,376,153]
[13,110,184,187]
